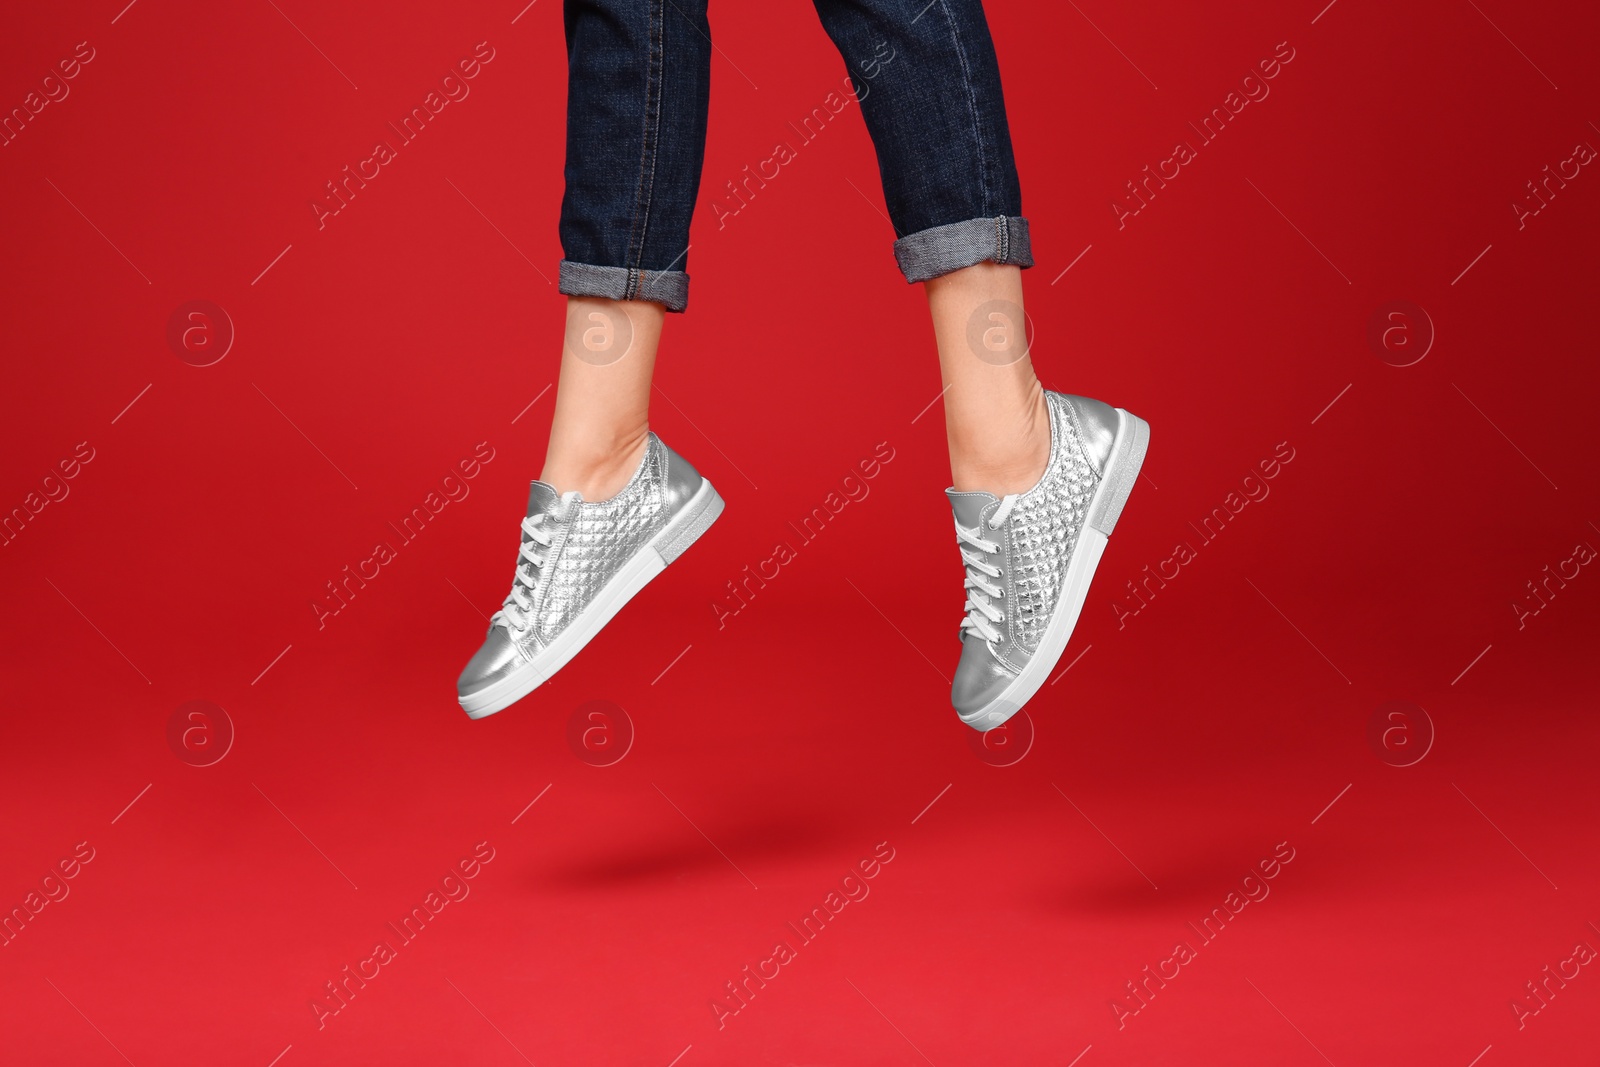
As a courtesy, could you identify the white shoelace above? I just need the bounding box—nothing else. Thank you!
[956,494,1020,644]
[490,491,581,635]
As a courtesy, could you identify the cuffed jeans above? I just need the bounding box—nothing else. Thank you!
[558,0,1032,312]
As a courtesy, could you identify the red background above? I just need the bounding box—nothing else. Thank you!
[3,1,1598,1064]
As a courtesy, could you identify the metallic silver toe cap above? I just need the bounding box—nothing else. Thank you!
[457,627,539,698]
[951,635,1019,725]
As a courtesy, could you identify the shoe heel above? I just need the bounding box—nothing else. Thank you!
[1088,410,1149,537]
[654,480,724,564]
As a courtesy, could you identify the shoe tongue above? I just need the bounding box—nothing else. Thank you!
[526,480,560,517]
[946,488,998,528]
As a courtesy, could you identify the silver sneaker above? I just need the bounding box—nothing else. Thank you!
[947,391,1149,731]
[457,433,723,718]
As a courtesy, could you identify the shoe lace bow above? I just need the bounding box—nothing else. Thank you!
[491,491,581,634]
[955,493,1020,645]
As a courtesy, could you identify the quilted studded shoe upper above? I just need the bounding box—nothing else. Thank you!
[457,433,695,700]
[947,391,1108,718]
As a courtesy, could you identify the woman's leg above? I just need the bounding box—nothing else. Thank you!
[540,297,661,500]
[925,262,1048,496]
[809,0,1045,497]
[813,0,1151,730]
[458,0,722,718]
[540,0,712,500]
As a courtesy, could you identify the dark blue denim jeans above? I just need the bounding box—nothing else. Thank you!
[558,0,1031,312]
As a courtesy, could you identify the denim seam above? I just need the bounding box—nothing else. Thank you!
[641,0,666,264]
[626,0,666,276]
[560,261,690,312]
[892,217,1033,283]
[935,0,994,216]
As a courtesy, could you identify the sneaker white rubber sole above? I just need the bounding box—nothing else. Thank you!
[459,479,725,719]
[960,408,1150,732]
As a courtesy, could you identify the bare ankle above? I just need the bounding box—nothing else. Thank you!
[540,432,649,500]
[951,448,1049,496]
[949,390,1051,496]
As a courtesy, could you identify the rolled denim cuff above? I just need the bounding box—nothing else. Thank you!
[558,260,690,313]
[893,216,1034,284]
